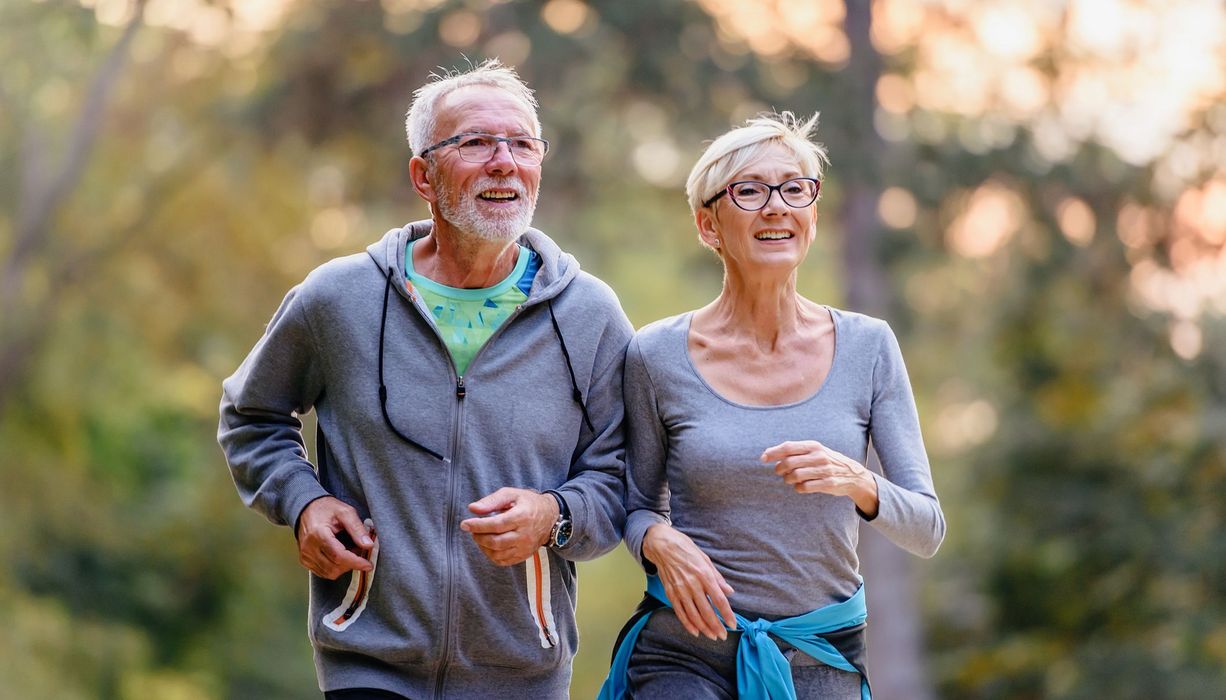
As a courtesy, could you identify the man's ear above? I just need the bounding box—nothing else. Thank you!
[409,156,436,203]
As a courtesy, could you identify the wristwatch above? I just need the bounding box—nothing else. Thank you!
[545,490,573,549]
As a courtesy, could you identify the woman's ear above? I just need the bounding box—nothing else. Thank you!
[409,156,436,203]
[695,208,722,251]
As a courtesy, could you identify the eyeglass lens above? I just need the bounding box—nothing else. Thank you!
[730,179,818,210]
[457,135,547,164]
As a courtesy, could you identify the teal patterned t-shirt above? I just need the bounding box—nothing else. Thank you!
[405,239,540,375]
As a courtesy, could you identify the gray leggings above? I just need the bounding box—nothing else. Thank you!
[626,608,862,699]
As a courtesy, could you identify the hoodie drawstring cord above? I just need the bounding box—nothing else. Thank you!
[378,266,446,460]
[547,300,596,434]
[378,265,595,454]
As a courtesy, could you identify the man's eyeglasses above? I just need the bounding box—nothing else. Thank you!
[419,132,550,165]
[702,178,821,212]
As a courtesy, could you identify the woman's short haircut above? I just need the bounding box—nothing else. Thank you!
[404,59,540,156]
[685,111,830,216]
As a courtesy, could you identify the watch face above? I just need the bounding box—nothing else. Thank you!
[554,519,573,548]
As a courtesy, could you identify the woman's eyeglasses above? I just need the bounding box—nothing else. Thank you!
[702,178,820,211]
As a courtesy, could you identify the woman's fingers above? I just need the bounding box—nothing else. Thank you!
[645,524,736,640]
[664,570,730,640]
[708,573,737,632]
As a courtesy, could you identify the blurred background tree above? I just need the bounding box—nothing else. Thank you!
[2,0,1223,698]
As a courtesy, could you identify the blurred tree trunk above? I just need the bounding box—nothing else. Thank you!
[839,2,934,699]
[0,2,145,418]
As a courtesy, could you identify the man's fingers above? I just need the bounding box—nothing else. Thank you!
[336,511,374,549]
[323,537,373,571]
[461,511,514,534]
[467,487,518,516]
[470,531,519,551]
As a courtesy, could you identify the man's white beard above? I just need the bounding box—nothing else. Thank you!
[435,176,537,242]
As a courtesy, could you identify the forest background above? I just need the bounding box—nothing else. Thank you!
[2,0,1225,698]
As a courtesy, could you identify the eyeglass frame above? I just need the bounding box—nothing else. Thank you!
[702,177,821,211]
[418,131,551,165]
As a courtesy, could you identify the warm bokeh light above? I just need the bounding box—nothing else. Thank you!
[439,10,481,47]
[697,0,850,66]
[632,140,683,187]
[865,0,1226,166]
[485,30,532,66]
[878,187,918,229]
[935,398,999,452]
[946,182,1026,258]
[1170,318,1204,360]
[1056,197,1095,247]
[876,74,914,115]
[541,0,593,35]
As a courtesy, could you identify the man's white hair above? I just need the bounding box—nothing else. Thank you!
[685,112,830,216]
[404,58,540,155]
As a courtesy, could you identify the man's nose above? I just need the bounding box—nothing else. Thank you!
[485,140,518,174]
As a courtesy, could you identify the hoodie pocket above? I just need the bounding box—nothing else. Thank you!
[452,546,574,670]
[321,521,380,631]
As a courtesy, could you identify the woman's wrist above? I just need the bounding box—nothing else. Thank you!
[642,522,668,563]
[851,471,880,518]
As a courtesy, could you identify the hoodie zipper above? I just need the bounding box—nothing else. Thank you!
[434,373,465,699]
[390,257,544,697]
[431,305,534,698]
[389,275,463,698]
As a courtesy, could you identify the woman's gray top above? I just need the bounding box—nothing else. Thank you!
[623,309,945,617]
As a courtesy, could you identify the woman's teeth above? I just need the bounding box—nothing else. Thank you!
[754,231,793,240]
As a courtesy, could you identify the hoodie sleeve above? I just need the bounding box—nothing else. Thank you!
[551,285,635,561]
[621,336,670,573]
[864,321,946,558]
[218,284,330,530]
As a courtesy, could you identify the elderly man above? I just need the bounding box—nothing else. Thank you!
[219,60,632,699]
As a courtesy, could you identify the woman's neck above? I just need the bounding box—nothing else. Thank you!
[701,268,816,351]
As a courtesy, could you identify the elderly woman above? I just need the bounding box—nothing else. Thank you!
[599,113,945,700]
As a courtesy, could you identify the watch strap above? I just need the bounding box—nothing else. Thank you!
[544,489,570,520]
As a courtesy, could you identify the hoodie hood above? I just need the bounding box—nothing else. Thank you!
[366,220,580,304]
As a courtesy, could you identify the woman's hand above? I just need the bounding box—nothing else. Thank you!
[641,523,736,640]
[761,440,880,517]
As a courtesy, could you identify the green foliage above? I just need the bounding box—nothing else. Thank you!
[3,1,1224,698]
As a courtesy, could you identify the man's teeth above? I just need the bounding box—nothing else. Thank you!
[755,231,793,240]
[479,191,518,200]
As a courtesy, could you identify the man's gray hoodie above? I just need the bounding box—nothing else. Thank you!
[219,221,633,698]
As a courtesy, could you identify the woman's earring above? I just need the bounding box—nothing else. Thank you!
[713,238,721,247]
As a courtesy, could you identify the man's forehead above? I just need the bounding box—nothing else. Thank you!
[436,85,536,136]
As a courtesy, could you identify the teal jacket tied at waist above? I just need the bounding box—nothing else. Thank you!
[598,575,871,700]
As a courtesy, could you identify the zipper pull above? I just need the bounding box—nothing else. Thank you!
[456,376,466,399]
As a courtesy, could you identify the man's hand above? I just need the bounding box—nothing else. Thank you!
[296,496,375,579]
[461,487,559,566]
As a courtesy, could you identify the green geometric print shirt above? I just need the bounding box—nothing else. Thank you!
[405,239,540,376]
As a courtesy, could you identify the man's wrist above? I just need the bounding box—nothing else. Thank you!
[544,489,569,518]
[543,490,573,549]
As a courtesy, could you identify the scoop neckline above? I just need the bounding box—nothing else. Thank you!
[680,307,841,410]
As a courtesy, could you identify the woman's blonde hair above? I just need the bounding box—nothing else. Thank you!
[685,112,829,216]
